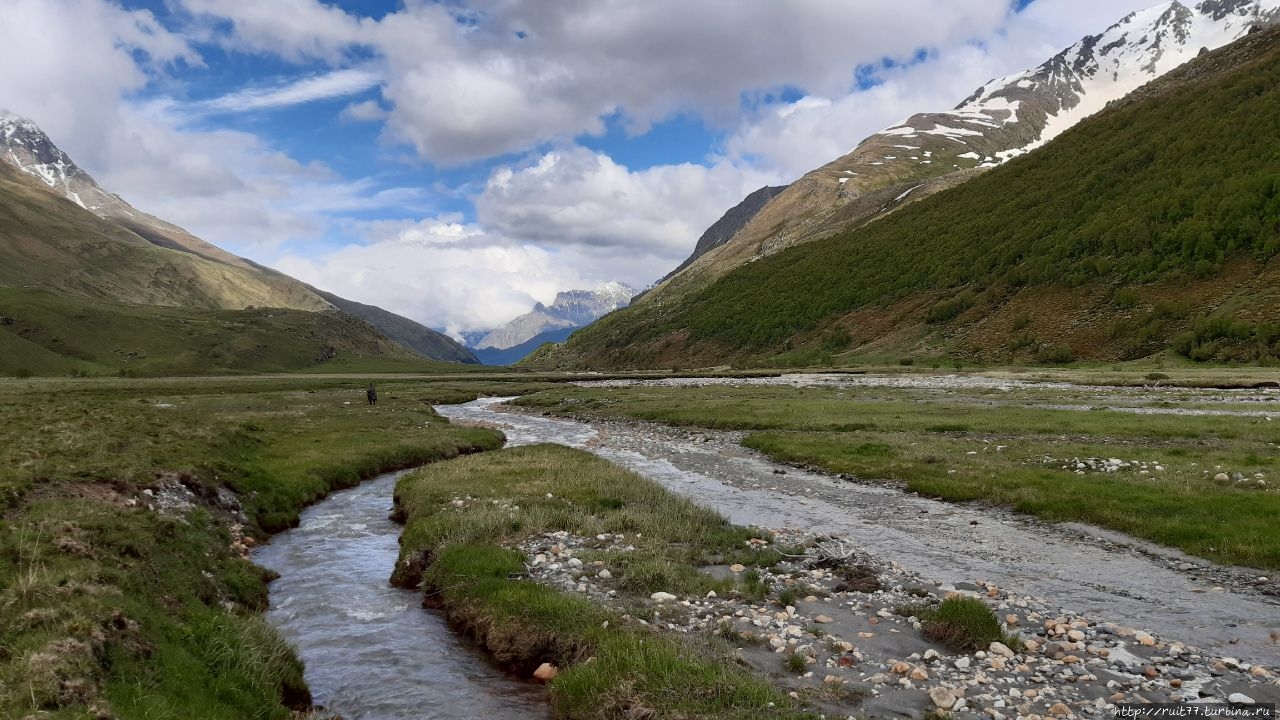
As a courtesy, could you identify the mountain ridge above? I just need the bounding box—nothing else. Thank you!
[0,113,478,365]
[536,20,1280,369]
[642,0,1280,303]
[652,185,787,291]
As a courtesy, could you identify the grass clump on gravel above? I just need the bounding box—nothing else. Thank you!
[917,597,1022,653]
[392,443,815,720]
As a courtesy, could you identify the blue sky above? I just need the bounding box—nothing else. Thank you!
[0,0,1154,335]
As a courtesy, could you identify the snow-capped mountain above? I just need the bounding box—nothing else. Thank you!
[1,112,118,213]
[476,282,635,351]
[653,0,1280,296]
[916,0,1280,165]
[0,111,271,273]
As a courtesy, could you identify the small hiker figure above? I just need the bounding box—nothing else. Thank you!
[366,384,378,406]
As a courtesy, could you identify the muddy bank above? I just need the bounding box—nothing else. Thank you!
[438,397,1280,666]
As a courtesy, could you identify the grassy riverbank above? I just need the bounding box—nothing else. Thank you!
[0,375,524,719]
[514,381,1280,569]
[392,444,817,720]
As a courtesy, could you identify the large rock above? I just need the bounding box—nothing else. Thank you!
[533,663,559,682]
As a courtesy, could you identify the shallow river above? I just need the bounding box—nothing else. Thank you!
[440,396,1280,665]
[253,470,548,720]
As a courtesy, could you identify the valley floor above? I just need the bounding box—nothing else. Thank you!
[406,394,1280,719]
[3,367,1279,719]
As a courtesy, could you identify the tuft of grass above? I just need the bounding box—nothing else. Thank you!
[738,570,769,602]
[917,597,1021,653]
[715,621,744,645]
[776,587,800,608]
[784,652,809,674]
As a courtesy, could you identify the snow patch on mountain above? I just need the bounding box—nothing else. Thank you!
[0,111,151,221]
[1,112,97,210]
[945,0,1278,159]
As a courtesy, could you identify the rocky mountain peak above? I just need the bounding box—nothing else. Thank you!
[0,112,104,210]
[476,282,636,351]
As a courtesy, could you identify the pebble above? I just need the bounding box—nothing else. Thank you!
[1228,693,1255,704]
[650,592,677,603]
[533,663,558,682]
[929,687,958,710]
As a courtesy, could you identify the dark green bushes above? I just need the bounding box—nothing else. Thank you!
[1173,313,1280,362]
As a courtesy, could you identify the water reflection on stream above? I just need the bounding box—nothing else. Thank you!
[253,470,548,720]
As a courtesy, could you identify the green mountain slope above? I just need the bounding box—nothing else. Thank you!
[0,287,430,376]
[0,161,331,313]
[0,161,463,375]
[0,136,476,365]
[544,26,1280,369]
[0,131,479,371]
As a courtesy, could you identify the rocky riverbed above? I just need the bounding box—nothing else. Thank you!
[438,396,1280,670]
[491,524,1279,719]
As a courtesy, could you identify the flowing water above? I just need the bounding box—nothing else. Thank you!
[440,396,1280,665]
[253,470,548,720]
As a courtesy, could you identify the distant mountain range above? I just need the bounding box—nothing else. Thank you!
[473,326,579,366]
[471,281,634,364]
[0,113,478,373]
[536,2,1280,369]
